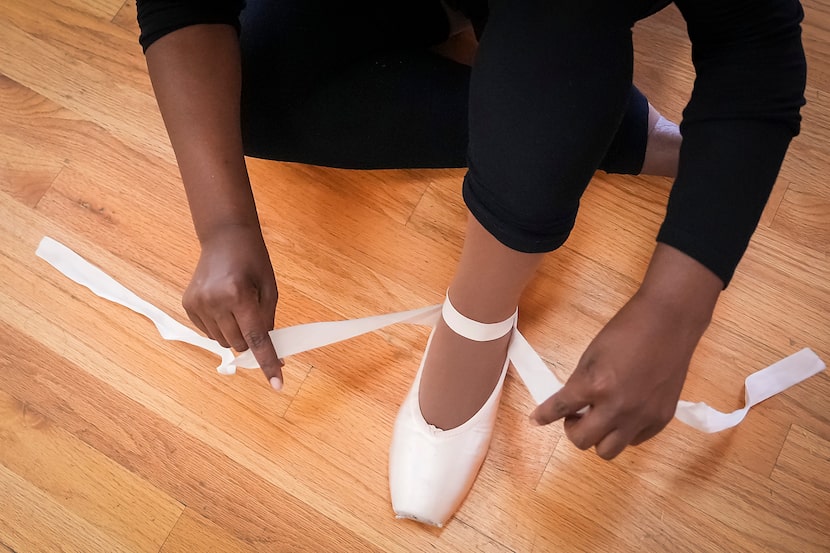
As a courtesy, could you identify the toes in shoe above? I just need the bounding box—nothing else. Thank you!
[389,294,517,527]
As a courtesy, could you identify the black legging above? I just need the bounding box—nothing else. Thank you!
[237,0,649,173]
[138,0,805,284]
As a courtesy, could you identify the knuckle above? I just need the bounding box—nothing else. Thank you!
[231,340,249,352]
[654,404,676,426]
[182,290,198,312]
[216,279,248,303]
[263,284,278,304]
[186,276,246,306]
[588,371,617,396]
[550,396,571,418]
[662,402,677,422]
[606,395,627,415]
[574,439,593,451]
[214,336,230,348]
[568,432,592,451]
[631,433,651,447]
[244,330,270,349]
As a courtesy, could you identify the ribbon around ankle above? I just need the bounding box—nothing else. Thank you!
[37,237,825,434]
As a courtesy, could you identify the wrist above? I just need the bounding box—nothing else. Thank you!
[187,177,263,246]
[196,219,264,247]
[636,243,722,332]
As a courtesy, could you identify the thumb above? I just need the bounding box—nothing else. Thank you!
[530,377,592,426]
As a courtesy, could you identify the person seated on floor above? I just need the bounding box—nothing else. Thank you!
[137,0,806,526]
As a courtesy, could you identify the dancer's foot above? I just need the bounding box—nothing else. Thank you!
[389,213,543,526]
[418,304,513,430]
[641,103,682,178]
[389,294,516,526]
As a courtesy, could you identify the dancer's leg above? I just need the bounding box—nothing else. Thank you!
[598,85,681,178]
[419,109,684,428]
[418,0,642,430]
[418,214,544,430]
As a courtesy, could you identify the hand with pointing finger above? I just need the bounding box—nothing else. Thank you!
[183,223,284,390]
[530,244,723,459]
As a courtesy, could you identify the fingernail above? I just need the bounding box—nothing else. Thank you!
[529,415,542,427]
[270,377,283,391]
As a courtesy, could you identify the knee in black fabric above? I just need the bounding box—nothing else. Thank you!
[460,0,645,253]
[598,85,649,175]
[462,170,582,254]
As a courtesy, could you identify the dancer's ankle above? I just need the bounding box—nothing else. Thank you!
[417,293,516,430]
[445,284,521,326]
[418,318,512,430]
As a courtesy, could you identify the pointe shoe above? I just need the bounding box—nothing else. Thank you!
[389,294,517,527]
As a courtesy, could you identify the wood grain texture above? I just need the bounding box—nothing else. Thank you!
[1,1,828,552]
[0,390,183,552]
[159,509,257,553]
[0,462,138,553]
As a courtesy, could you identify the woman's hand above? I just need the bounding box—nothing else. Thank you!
[183,224,283,389]
[145,26,283,388]
[530,244,723,458]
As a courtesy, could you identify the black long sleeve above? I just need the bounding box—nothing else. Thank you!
[658,0,807,284]
[137,0,245,52]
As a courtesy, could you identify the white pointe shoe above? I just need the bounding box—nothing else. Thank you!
[389,294,517,527]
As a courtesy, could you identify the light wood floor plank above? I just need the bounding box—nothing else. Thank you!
[0,463,137,553]
[765,426,830,551]
[0,195,512,551]
[771,182,830,254]
[538,439,778,553]
[0,390,183,552]
[0,320,384,553]
[0,2,169,160]
[53,0,126,20]
[0,75,70,207]
[771,424,830,497]
[802,0,830,90]
[112,0,139,34]
[159,509,257,553]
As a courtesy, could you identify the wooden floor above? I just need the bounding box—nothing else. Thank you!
[1,1,828,551]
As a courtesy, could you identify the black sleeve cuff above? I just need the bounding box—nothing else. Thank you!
[138,0,245,52]
[662,0,807,286]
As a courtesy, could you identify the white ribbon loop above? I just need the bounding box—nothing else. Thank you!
[36,237,825,434]
[674,347,825,433]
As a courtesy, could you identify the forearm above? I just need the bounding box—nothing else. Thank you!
[145,24,260,243]
[637,243,722,335]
